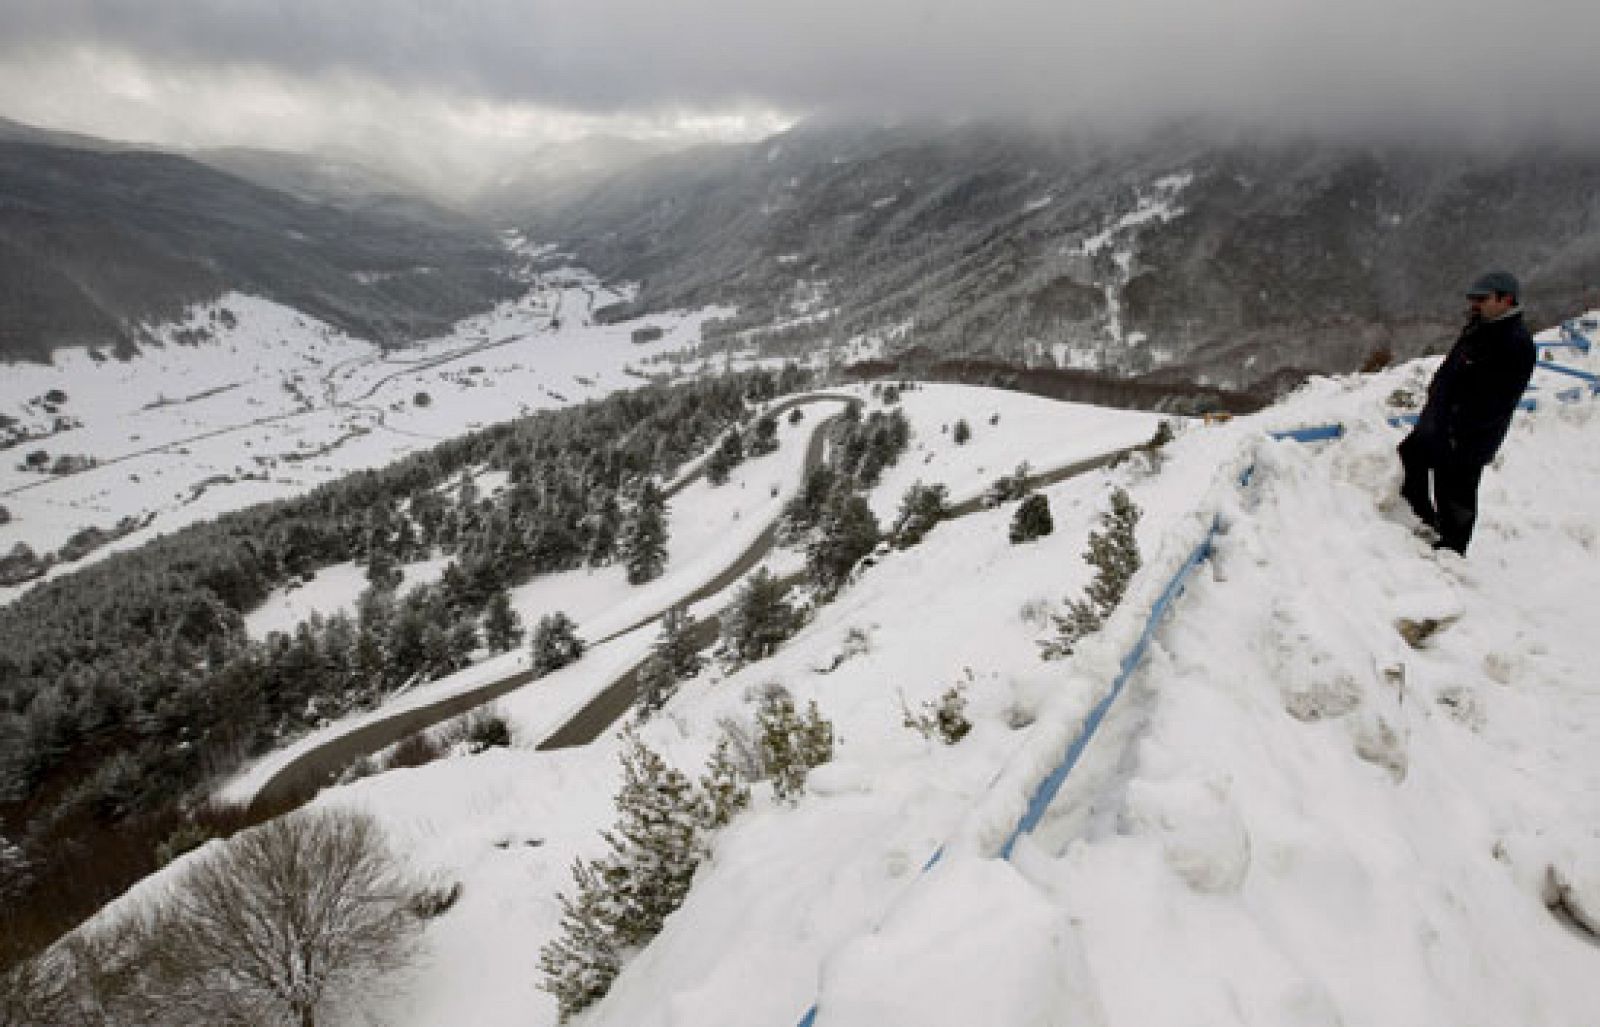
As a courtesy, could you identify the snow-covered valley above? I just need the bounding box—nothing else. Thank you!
[0,254,726,601]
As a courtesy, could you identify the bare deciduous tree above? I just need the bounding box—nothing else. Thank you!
[149,808,418,1027]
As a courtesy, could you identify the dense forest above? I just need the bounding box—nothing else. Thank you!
[0,364,808,967]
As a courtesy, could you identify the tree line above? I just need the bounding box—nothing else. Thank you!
[0,363,809,970]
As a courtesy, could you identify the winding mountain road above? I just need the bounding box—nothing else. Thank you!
[241,393,854,814]
[239,393,1147,816]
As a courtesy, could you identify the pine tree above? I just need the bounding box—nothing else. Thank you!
[446,619,479,670]
[366,546,402,591]
[601,732,708,946]
[483,590,525,653]
[537,857,624,1023]
[698,738,751,830]
[805,494,880,597]
[891,481,948,549]
[583,492,622,568]
[952,418,972,445]
[747,414,779,457]
[705,446,734,486]
[420,622,454,678]
[779,464,839,544]
[721,568,797,664]
[531,612,585,676]
[1041,488,1141,659]
[619,480,669,585]
[537,730,752,1022]
[653,605,703,680]
[705,429,744,486]
[1084,488,1141,613]
[1009,493,1053,544]
[633,653,678,719]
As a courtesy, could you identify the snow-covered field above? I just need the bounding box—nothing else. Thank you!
[0,261,723,602]
[71,320,1600,1026]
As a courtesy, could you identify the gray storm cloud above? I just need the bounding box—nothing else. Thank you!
[3,0,1599,127]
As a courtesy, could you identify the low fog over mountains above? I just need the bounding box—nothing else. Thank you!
[7,113,1600,398]
[0,118,518,362]
[527,118,1600,394]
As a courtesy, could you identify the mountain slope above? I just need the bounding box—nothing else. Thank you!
[0,131,519,361]
[528,118,1600,395]
[307,348,1595,1024]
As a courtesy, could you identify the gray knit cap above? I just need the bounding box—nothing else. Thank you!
[1466,271,1519,298]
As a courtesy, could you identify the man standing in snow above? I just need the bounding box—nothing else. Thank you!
[1398,271,1536,555]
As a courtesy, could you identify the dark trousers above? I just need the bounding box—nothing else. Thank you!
[1398,433,1484,554]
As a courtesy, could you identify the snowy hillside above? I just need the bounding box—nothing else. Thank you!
[0,256,723,601]
[217,384,1162,809]
[72,336,1600,1026]
[374,354,1600,1025]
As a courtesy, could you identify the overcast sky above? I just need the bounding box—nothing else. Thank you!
[2,0,1598,195]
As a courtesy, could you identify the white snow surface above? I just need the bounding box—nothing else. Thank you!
[356,358,1597,1027]
[88,341,1600,1026]
[0,262,723,603]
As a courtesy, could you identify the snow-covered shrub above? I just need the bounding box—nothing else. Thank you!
[465,707,512,752]
[1009,493,1054,543]
[531,612,585,676]
[983,461,1033,508]
[891,481,948,549]
[0,947,71,1025]
[902,673,973,745]
[699,738,752,830]
[713,715,766,781]
[757,690,835,802]
[387,730,445,770]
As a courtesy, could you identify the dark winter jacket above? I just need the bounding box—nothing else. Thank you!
[1411,309,1536,466]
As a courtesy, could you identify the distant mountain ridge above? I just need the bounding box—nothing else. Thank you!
[525,118,1600,394]
[0,124,519,362]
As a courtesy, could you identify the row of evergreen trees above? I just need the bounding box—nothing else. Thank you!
[0,364,808,970]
